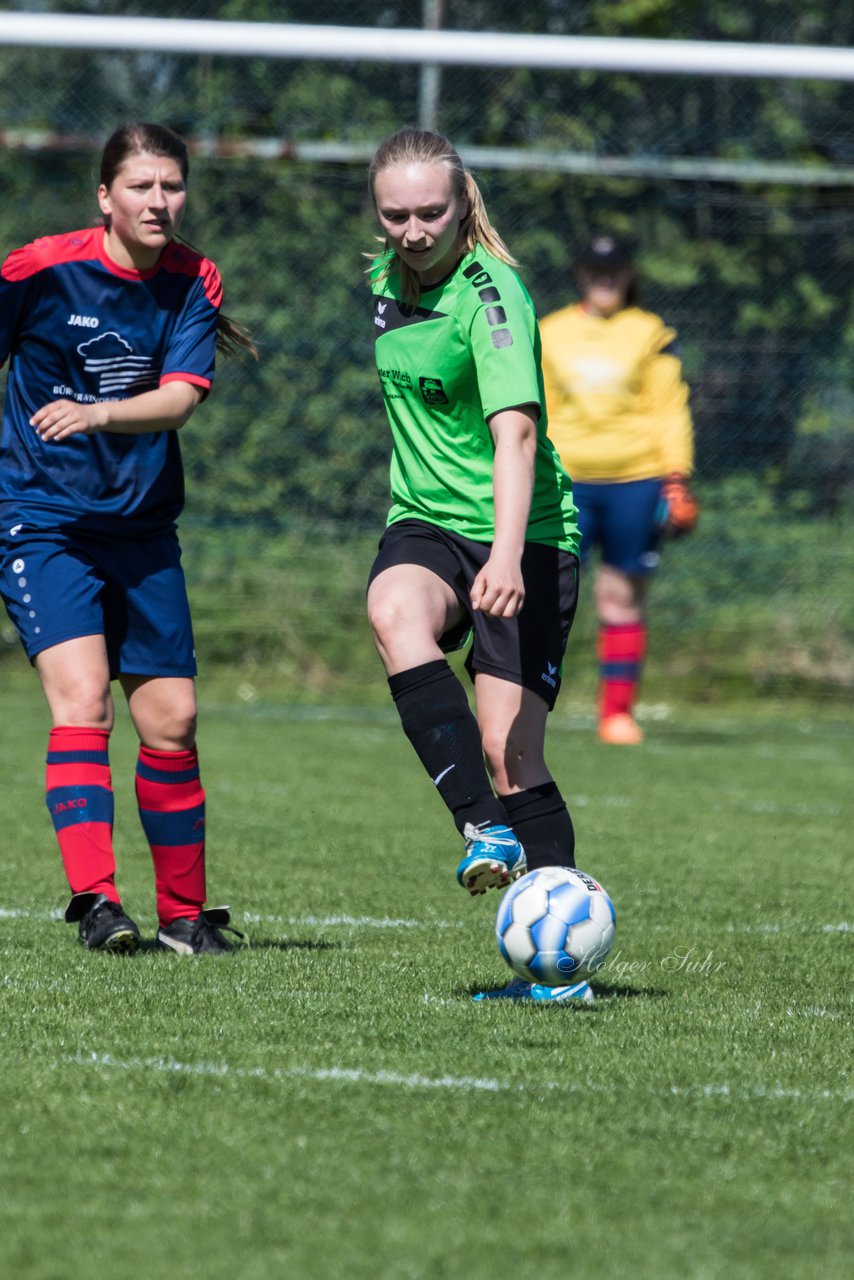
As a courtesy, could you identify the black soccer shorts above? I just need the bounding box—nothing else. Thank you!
[368,518,579,709]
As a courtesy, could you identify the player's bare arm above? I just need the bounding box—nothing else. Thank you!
[470,404,538,619]
[31,380,203,441]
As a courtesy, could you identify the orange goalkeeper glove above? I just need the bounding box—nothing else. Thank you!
[659,473,700,537]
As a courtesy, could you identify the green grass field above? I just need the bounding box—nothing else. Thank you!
[0,672,851,1280]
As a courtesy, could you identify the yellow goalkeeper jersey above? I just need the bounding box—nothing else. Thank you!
[539,303,694,482]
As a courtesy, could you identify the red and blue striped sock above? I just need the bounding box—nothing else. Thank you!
[135,745,207,927]
[45,726,117,901]
[598,622,647,720]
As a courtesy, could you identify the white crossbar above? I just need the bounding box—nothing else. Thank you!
[0,14,852,82]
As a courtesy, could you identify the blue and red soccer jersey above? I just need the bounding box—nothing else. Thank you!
[0,225,221,536]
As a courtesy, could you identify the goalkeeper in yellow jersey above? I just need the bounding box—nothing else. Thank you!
[540,236,699,745]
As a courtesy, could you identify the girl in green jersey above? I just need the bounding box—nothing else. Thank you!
[366,129,591,1003]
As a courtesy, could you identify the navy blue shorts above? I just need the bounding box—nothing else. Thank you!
[0,527,196,677]
[573,478,663,574]
[368,519,579,710]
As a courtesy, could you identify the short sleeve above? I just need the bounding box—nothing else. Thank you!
[0,252,34,366]
[466,267,543,420]
[160,270,220,393]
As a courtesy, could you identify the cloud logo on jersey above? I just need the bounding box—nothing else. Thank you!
[77,331,159,396]
[419,377,449,405]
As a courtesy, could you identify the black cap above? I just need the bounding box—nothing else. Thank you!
[574,235,634,273]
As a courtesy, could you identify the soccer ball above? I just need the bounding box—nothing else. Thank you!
[495,867,616,986]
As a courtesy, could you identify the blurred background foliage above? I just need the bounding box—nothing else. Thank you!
[0,1,851,700]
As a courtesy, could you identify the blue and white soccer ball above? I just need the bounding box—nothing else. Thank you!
[496,867,616,986]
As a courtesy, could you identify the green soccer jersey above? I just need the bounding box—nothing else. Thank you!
[371,248,580,553]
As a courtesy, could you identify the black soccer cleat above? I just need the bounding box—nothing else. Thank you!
[156,906,244,955]
[65,892,141,954]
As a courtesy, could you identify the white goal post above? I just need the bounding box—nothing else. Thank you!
[0,13,853,81]
[1,13,853,185]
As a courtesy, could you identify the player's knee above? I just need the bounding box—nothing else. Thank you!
[484,725,547,792]
[594,577,622,614]
[140,690,197,750]
[595,567,645,620]
[167,703,198,750]
[367,591,410,649]
[481,724,521,781]
[54,682,112,729]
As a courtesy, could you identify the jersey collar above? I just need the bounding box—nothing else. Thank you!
[96,226,171,281]
[418,255,464,295]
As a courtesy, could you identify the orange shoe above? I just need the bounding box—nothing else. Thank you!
[597,713,644,745]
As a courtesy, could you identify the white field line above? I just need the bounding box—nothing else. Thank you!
[664,1083,852,1101]
[424,993,848,1024]
[786,1007,843,1020]
[727,801,852,816]
[538,793,851,817]
[0,907,63,920]
[57,1050,853,1103]
[241,912,464,929]
[2,906,849,936]
[0,906,463,929]
[725,922,851,934]
[63,1050,508,1093]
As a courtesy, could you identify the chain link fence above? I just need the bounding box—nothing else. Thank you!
[0,1,851,704]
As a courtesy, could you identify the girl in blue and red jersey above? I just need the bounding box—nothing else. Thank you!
[0,122,255,954]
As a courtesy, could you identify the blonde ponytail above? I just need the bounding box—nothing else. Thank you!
[368,128,518,306]
[458,172,518,267]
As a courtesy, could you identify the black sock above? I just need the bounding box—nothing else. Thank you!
[500,783,575,871]
[388,660,507,835]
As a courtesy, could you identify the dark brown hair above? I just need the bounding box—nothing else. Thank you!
[100,122,189,189]
[100,123,257,359]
